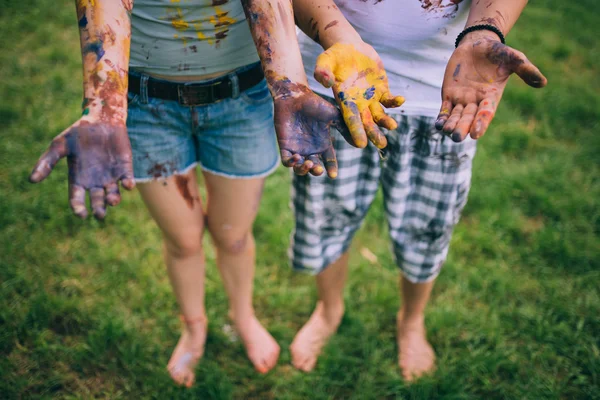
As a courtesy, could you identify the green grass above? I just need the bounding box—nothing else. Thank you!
[1,0,599,398]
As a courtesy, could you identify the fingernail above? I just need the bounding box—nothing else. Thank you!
[435,118,445,130]
[329,171,338,179]
[451,132,463,143]
[475,120,482,133]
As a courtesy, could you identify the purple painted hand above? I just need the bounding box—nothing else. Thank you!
[29,119,135,219]
[436,32,548,142]
[271,75,350,179]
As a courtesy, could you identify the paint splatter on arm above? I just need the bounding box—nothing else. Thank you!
[29,0,135,220]
[435,0,547,142]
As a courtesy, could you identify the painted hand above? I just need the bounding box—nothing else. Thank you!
[271,76,349,179]
[29,118,135,219]
[314,42,405,149]
[436,33,548,142]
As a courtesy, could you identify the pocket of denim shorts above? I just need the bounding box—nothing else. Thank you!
[240,80,272,105]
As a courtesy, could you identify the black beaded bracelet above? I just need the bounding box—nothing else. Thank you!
[455,24,505,48]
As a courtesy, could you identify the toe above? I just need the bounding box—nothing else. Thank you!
[184,372,195,388]
[300,356,316,372]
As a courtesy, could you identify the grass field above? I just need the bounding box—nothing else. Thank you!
[1,0,599,398]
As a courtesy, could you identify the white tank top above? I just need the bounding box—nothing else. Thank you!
[299,0,471,117]
[129,0,259,77]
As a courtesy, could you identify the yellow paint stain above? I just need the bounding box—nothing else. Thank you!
[106,69,126,93]
[170,0,180,2]
[192,22,214,45]
[209,7,236,27]
[171,8,189,31]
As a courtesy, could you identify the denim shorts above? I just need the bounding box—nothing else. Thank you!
[126,63,279,181]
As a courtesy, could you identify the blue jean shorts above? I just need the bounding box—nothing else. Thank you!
[126,63,279,181]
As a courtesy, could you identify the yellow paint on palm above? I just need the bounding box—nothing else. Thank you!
[316,44,403,110]
[315,43,405,149]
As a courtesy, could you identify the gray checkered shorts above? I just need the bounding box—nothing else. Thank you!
[289,113,477,283]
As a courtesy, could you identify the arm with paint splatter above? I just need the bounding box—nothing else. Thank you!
[29,0,135,219]
[294,0,405,149]
[435,0,548,142]
[242,0,349,178]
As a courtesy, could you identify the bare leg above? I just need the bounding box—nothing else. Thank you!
[137,169,207,388]
[290,252,348,372]
[203,172,280,374]
[397,275,436,382]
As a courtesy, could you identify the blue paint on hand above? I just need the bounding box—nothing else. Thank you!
[338,91,346,101]
[363,86,375,100]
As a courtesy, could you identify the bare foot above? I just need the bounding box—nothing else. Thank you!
[232,313,280,374]
[167,316,208,388]
[397,311,436,382]
[290,301,344,372]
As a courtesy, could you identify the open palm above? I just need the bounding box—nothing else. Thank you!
[435,33,547,142]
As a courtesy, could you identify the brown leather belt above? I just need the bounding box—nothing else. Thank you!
[128,63,265,106]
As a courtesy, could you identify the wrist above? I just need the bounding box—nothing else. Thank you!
[82,96,127,124]
[456,24,505,48]
[319,25,363,50]
[463,30,502,43]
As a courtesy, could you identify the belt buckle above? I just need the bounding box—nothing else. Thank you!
[177,80,223,106]
[177,83,215,106]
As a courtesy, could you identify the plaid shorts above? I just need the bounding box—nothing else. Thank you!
[289,113,477,283]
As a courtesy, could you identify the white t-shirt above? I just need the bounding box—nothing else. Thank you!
[298,0,471,118]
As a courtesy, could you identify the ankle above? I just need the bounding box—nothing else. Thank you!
[397,309,425,330]
[228,308,256,326]
[181,314,208,335]
[318,301,345,325]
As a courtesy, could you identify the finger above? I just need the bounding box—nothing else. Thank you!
[369,102,397,130]
[340,100,368,148]
[512,56,548,89]
[451,103,478,142]
[118,170,136,191]
[314,50,336,88]
[307,155,324,177]
[90,187,107,220]
[435,100,454,131]
[114,159,136,190]
[281,150,302,168]
[293,159,312,176]
[442,104,464,134]
[323,146,338,179]
[105,183,121,207]
[379,91,405,109]
[332,111,360,148]
[470,99,497,139]
[361,108,387,149]
[69,184,88,219]
[29,139,68,183]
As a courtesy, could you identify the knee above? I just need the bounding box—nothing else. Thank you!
[210,230,252,256]
[164,229,204,259]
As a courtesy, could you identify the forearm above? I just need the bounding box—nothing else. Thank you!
[293,0,361,50]
[242,0,308,91]
[465,0,527,36]
[77,0,133,123]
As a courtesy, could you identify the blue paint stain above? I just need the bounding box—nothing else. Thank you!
[78,14,88,28]
[363,86,375,100]
[338,91,346,101]
[83,41,105,61]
